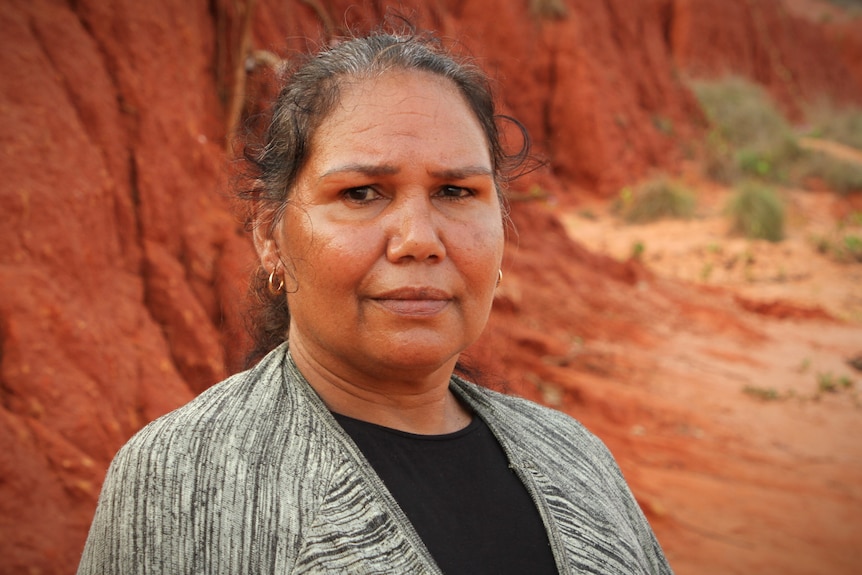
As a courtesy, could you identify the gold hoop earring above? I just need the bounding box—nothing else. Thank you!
[496,269,503,287]
[268,267,285,295]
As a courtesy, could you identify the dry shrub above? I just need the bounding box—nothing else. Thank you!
[692,76,862,193]
[615,176,696,224]
[529,0,567,19]
[691,77,800,184]
[725,183,785,242]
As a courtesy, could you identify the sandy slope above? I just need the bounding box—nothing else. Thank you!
[561,177,862,574]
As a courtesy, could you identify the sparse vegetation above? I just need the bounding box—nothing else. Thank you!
[822,0,862,16]
[691,76,862,193]
[805,103,862,150]
[742,385,782,401]
[810,211,862,263]
[614,176,696,224]
[725,183,785,242]
[529,0,567,19]
[817,372,855,394]
[795,151,862,194]
[692,77,799,184]
[652,115,674,135]
[812,232,862,263]
[742,371,856,404]
[692,78,791,150]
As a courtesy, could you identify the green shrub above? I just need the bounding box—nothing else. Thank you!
[692,77,793,148]
[822,0,862,16]
[702,130,738,184]
[796,151,862,195]
[742,385,782,401]
[737,138,805,183]
[845,235,862,261]
[529,0,567,18]
[692,77,803,184]
[813,232,862,263]
[726,183,785,242]
[615,176,696,224]
[805,103,862,150]
[692,77,862,193]
[817,372,854,394]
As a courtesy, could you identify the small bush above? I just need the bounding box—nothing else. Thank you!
[805,103,862,150]
[737,138,805,183]
[702,131,739,184]
[692,77,793,148]
[692,77,862,193]
[529,0,567,19]
[692,77,803,184]
[796,152,862,195]
[845,236,862,261]
[726,183,785,242]
[817,372,854,394]
[615,176,696,223]
[813,232,862,263]
[742,385,782,401]
[822,0,862,17]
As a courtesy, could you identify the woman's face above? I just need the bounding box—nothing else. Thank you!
[262,70,504,382]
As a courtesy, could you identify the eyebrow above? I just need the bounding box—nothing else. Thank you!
[319,164,399,180]
[429,166,494,180]
[319,163,493,181]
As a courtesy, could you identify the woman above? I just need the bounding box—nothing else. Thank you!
[78,29,673,574]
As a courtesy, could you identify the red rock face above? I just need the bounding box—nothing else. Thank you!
[669,0,862,118]
[250,0,706,195]
[1,0,859,573]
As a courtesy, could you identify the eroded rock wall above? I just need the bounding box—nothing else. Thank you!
[670,0,862,118]
[1,0,248,569]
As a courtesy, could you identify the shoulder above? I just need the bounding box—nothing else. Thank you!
[104,344,339,496]
[80,346,342,572]
[454,378,609,456]
[120,345,289,455]
[453,378,627,497]
[454,380,674,574]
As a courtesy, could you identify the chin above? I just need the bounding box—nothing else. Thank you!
[369,341,465,375]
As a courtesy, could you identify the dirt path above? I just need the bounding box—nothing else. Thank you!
[799,137,862,165]
[561,180,862,574]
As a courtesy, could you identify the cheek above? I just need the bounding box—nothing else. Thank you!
[459,221,504,289]
[476,213,505,261]
[283,213,380,286]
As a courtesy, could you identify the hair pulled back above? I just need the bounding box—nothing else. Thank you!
[241,27,531,365]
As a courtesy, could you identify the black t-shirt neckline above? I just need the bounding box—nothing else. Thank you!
[333,411,559,574]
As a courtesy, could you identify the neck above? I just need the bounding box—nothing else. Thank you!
[289,340,472,435]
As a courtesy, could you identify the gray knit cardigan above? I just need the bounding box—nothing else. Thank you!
[78,344,673,574]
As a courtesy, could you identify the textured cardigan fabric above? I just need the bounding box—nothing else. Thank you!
[78,345,673,574]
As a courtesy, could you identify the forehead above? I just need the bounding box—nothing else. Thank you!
[307,70,492,167]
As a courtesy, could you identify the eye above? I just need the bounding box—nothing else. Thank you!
[437,185,474,200]
[343,186,382,203]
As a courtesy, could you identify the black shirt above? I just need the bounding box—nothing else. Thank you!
[333,413,559,574]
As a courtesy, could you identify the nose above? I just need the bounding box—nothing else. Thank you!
[385,194,447,263]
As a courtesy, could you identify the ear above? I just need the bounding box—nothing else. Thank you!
[252,210,282,272]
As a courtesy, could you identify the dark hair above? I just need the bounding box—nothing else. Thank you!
[241,28,531,365]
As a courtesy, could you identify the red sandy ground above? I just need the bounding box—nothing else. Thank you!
[558,171,862,574]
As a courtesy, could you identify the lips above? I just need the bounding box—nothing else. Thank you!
[371,287,452,316]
